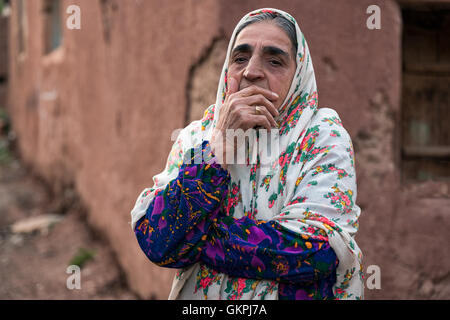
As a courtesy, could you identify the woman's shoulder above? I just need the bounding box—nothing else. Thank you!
[200,104,216,131]
[312,107,342,124]
[175,104,215,148]
[309,107,352,142]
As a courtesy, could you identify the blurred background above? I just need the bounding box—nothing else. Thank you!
[0,0,449,300]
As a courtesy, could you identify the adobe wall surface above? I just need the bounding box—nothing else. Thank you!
[7,0,449,299]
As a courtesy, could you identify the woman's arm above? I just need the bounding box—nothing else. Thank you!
[200,214,338,286]
[134,141,231,268]
[135,140,337,287]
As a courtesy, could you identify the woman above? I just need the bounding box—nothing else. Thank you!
[130,8,363,300]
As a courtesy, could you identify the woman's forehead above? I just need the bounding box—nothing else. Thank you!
[233,21,293,52]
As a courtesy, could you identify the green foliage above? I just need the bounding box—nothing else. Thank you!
[0,141,12,165]
[69,247,96,269]
[0,108,12,166]
[0,108,10,134]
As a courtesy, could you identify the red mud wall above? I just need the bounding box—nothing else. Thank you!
[7,0,450,299]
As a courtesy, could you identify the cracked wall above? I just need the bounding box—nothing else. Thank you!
[187,38,227,124]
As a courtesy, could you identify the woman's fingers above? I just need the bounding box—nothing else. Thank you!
[241,94,279,118]
[234,107,274,131]
[227,85,279,118]
[237,85,279,102]
[219,84,280,137]
[252,105,278,128]
[227,103,278,131]
[249,114,273,131]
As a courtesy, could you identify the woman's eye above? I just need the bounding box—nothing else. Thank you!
[269,60,282,66]
[234,57,248,63]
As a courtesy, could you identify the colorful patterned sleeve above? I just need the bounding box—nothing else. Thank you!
[134,141,231,268]
[200,214,338,290]
[135,140,337,299]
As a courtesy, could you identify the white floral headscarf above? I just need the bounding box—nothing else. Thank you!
[131,8,364,300]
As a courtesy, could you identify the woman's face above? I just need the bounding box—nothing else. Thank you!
[228,21,297,110]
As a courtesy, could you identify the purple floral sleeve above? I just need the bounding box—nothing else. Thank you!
[134,140,338,299]
[134,141,230,268]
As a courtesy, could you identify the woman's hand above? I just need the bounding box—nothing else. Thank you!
[210,78,280,170]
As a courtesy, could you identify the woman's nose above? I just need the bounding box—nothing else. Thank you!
[243,56,264,81]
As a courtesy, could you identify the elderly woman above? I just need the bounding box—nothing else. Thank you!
[130,8,363,300]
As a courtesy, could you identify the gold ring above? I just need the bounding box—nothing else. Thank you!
[255,106,262,115]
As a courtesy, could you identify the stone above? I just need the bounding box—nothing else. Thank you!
[11,214,64,234]
[420,280,434,297]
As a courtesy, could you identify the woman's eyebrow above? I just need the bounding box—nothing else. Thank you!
[231,44,290,61]
[262,46,290,60]
[231,44,253,56]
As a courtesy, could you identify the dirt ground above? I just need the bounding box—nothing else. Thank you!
[0,145,138,299]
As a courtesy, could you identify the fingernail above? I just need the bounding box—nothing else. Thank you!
[272,92,279,99]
